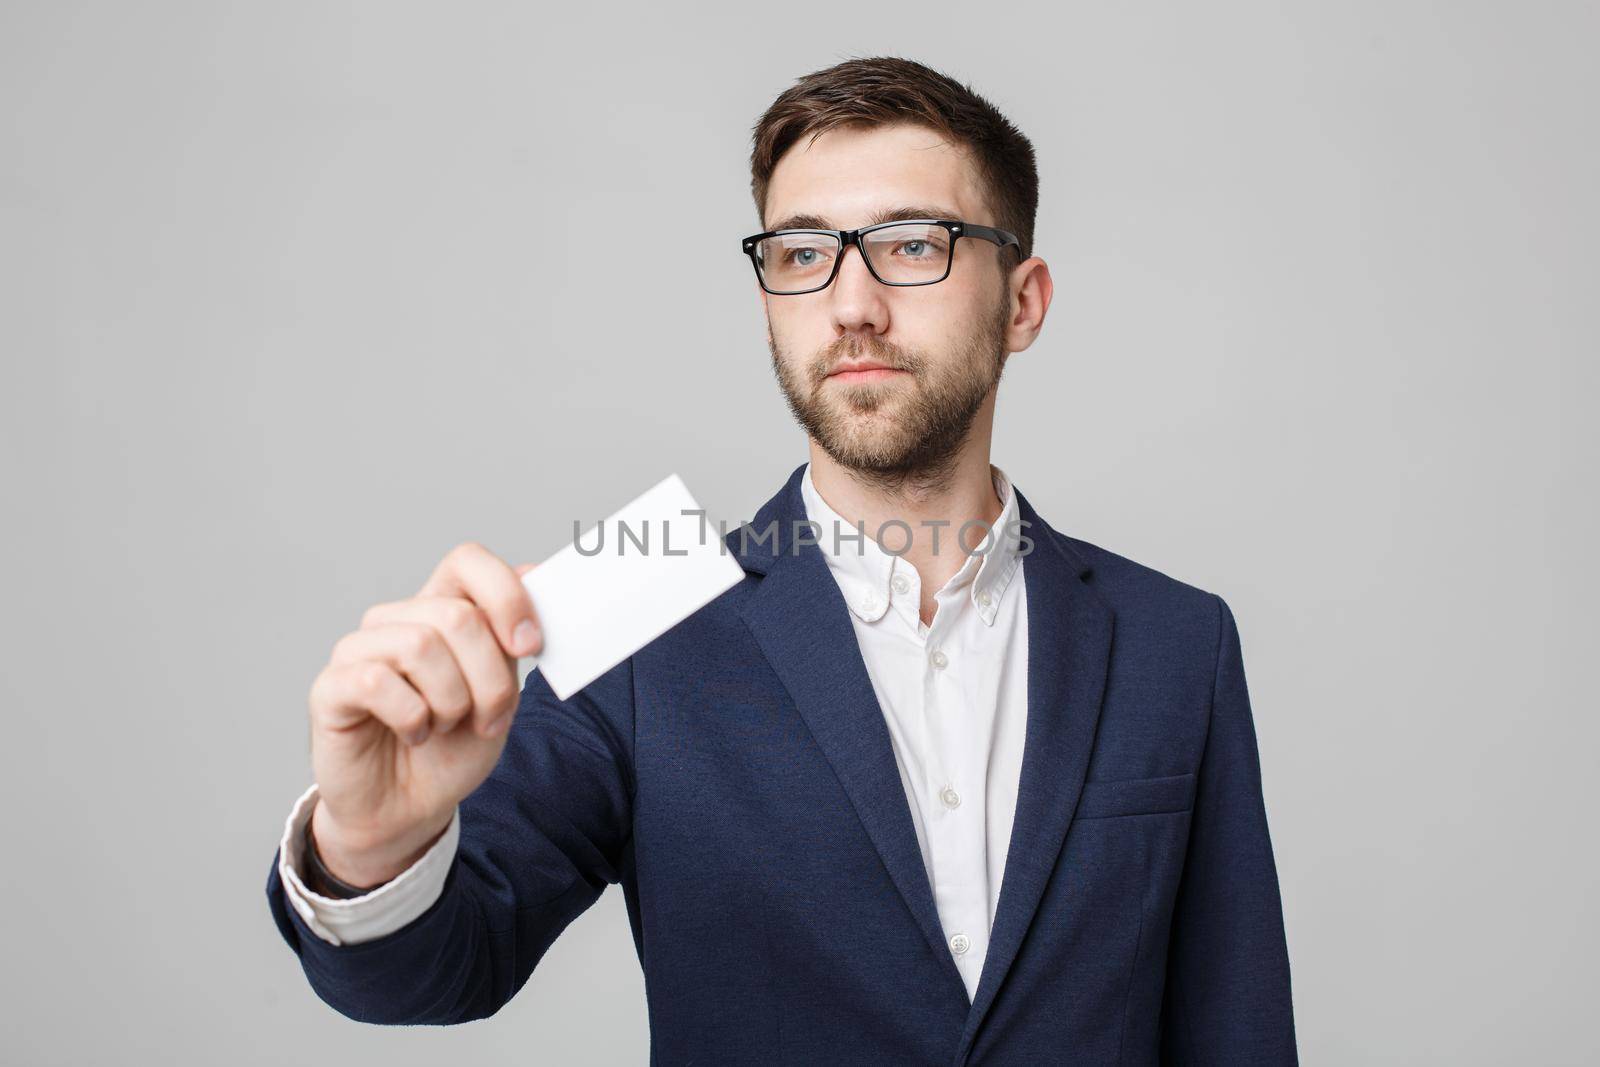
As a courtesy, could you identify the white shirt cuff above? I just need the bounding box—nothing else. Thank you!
[277,782,459,947]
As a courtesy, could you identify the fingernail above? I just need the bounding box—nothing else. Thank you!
[485,711,513,737]
[512,619,539,656]
[406,723,431,746]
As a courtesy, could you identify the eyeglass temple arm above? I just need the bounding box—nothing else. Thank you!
[955,222,1021,250]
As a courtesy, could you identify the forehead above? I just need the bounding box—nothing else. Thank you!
[763,123,989,230]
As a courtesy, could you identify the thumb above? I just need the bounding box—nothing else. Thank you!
[514,562,537,577]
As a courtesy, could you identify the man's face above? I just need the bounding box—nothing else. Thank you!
[760,123,1016,482]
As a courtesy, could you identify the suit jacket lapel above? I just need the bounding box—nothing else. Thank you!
[728,464,1116,1051]
[734,464,969,1000]
[953,486,1115,1063]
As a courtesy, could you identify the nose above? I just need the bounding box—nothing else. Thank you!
[829,240,890,337]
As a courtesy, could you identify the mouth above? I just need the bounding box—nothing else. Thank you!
[826,360,907,384]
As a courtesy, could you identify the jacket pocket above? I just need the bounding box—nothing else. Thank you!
[1075,772,1196,819]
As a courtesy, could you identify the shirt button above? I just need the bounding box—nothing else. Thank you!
[950,933,971,955]
[977,590,992,607]
[861,592,879,613]
[940,786,961,809]
[930,649,948,670]
[891,574,911,595]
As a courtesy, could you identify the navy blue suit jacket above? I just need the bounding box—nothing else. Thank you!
[267,463,1297,1064]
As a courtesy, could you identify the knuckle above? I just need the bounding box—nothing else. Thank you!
[438,598,481,636]
[354,662,390,699]
[398,706,430,735]
[307,670,335,713]
[398,624,437,663]
[331,630,368,662]
[486,587,525,622]
[484,675,518,715]
[440,691,473,721]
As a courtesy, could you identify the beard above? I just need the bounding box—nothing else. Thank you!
[767,289,1012,495]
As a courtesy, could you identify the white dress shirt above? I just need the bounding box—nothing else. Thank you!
[798,461,1028,1000]
[277,462,1030,1004]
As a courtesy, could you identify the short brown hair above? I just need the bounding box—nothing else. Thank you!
[750,56,1039,260]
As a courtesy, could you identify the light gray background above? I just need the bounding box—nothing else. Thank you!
[2,2,1595,1063]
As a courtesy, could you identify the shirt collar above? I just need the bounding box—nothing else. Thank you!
[799,460,1024,627]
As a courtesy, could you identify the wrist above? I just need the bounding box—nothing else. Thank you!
[307,799,451,890]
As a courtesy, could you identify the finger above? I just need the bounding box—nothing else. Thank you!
[330,623,475,734]
[514,562,537,577]
[312,661,433,747]
[361,596,520,737]
[419,542,542,657]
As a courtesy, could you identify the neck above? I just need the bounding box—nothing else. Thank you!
[806,431,1005,615]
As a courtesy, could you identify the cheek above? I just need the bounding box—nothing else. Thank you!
[911,264,986,311]
[900,288,985,345]
[767,303,822,345]
[768,337,817,387]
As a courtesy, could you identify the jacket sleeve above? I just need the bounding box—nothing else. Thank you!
[264,656,636,1024]
[1159,595,1298,1064]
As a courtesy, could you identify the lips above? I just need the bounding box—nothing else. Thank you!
[828,359,902,376]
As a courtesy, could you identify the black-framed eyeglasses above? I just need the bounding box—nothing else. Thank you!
[740,218,1021,295]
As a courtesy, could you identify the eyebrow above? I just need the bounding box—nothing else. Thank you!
[763,205,966,232]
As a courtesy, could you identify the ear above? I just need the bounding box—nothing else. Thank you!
[1003,256,1053,354]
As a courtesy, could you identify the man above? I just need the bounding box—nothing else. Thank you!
[266,56,1298,1064]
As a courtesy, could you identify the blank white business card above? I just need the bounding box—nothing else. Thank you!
[521,473,744,700]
